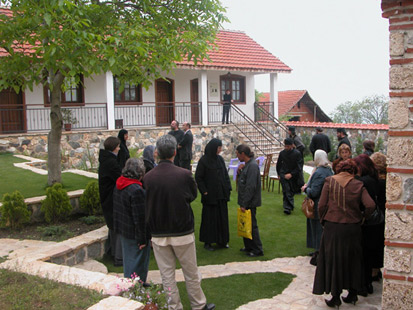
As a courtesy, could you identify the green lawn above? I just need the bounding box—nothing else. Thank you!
[0,268,103,310]
[102,176,309,272]
[178,272,295,309]
[0,153,95,200]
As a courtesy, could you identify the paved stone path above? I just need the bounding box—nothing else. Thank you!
[1,236,382,310]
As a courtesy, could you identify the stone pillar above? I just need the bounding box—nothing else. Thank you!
[105,72,115,130]
[270,73,278,118]
[381,1,413,309]
[199,70,208,126]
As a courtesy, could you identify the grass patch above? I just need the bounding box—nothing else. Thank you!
[100,176,309,273]
[0,153,95,200]
[177,272,295,309]
[0,268,103,310]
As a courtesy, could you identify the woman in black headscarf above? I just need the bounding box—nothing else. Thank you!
[117,129,130,169]
[195,138,232,251]
[143,145,157,173]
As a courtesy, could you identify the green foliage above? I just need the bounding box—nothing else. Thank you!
[355,136,364,155]
[330,95,388,124]
[129,148,143,158]
[79,215,104,225]
[300,132,311,157]
[375,136,384,152]
[36,225,69,237]
[41,183,72,223]
[328,134,338,162]
[255,89,265,102]
[79,181,100,215]
[0,191,30,229]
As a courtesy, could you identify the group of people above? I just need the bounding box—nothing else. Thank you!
[294,128,387,308]
[98,124,265,310]
[98,123,386,310]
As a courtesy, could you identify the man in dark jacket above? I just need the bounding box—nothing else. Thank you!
[236,144,263,257]
[309,127,331,158]
[288,126,305,156]
[168,120,184,166]
[276,138,304,215]
[336,128,352,158]
[144,134,215,310]
[178,122,193,170]
[98,136,122,265]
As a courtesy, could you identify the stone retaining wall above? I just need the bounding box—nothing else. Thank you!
[0,124,244,169]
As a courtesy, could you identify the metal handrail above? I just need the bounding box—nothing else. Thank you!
[230,104,281,161]
[254,101,289,144]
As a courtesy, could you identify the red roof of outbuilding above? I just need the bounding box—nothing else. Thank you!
[278,90,307,116]
[176,30,292,73]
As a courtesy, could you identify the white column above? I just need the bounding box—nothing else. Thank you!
[270,73,278,118]
[105,71,115,130]
[199,70,208,126]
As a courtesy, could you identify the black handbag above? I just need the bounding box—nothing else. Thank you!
[364,206,384,226]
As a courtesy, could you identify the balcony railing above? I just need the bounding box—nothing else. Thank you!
[0,102,204,134]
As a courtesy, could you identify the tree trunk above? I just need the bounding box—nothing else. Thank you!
[47,72,65,186]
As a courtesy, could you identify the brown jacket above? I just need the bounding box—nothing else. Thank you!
[318,174,375,224]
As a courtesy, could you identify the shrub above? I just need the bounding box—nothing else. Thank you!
[37,225,69,237]
[0,191,30,229]
[80,181,101,215]
[355,136,363,155]
[79,215,104,225]
[300,132,311,158]
[375,136,384,153]
[41,183,72,223]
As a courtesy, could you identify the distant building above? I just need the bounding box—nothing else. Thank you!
[259,90,332,122]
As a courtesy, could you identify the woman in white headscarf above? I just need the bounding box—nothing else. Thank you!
[301,150,333,266]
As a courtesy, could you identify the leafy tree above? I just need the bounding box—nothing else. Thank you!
[0,0,226,185]
[255,89,265,102]
[330,95,388,124]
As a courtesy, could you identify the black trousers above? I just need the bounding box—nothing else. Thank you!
[222,104,230,124]
[179,159,191,171]
[280,177,295,211]
[243,207,263,255]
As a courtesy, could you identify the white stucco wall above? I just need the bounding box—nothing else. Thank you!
[18,69,273,131]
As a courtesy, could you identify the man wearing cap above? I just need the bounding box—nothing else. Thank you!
[288,126,305,156]
[309,127,331,158]
[276,138,304,215]
[336,128,351,156]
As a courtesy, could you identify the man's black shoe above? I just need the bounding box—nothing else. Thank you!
[246,252,264,257]
[203,303,215,310]
[240,247,249,252]
[283,210,291,215]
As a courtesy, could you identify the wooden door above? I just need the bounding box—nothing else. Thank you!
[0,89,25,133]
[155,79,174,126]
[190,79,200,125]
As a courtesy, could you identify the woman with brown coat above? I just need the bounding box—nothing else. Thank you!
[312,159,375,308]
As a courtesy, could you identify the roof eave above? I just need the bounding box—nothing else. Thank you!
[175,63,292,73]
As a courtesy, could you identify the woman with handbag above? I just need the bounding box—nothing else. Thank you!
[313,159,375,308]
[353,154,381,296]
[301,150,333,266]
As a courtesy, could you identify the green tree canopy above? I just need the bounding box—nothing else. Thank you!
[330,95,388,124]
[0,0,227,185]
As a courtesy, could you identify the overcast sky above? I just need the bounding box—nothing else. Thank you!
[220,0,389,115]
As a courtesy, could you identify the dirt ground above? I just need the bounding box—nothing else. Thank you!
[0,215,106,242]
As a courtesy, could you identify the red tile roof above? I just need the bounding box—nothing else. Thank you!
[259,90,307,116]
[285,121,389,130]
[176,30,292,73]
[1,9,291,73]
[278,90,307,116]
